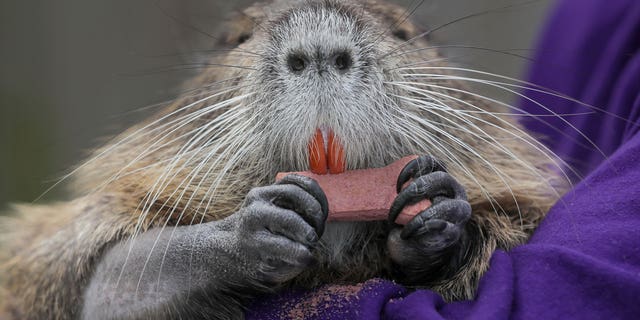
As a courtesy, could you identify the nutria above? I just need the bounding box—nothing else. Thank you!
[0,0,565,319]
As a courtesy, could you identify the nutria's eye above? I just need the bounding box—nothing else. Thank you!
[287,54,307,73]
[237,33,252,44]
[392,29,409,41]
[334,52,352,71]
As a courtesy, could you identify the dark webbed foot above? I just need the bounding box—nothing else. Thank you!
[239,174,329,284]
[387,155,472,284]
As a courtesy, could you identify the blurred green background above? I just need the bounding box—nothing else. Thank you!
[0,0,552,209]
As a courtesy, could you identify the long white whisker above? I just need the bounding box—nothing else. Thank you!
[397,66,634,125]
[130,112,253,294]
[36,83,255,201]
[114,95,255,291]
[388,80,570,196]
[390,93,524,223]
[94,91,256,194]
[386,102,507,216]
[392,74,589,182]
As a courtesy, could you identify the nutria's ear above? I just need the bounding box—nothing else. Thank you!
[218,10,256,48]
[364,0,428,42]
[392,21,429,42]
[391,28,410,41]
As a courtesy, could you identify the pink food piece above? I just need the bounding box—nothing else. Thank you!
[275,155,431,225]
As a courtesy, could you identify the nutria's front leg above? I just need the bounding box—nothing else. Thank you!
[82,175,328,320]
[386,155,473,287]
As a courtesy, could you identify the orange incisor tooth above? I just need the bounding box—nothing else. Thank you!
[328,130,346,174]
[308,129,328,174]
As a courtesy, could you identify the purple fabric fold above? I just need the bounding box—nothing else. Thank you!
[519,0,640,180]
[246,0,640,318]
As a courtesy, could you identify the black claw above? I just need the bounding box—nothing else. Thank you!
[396,155,447,193]
[401,199,471,239]
[389,171,467,225]
[276,174,329,235]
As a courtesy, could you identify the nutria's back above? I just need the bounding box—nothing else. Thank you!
[1,1,565,319]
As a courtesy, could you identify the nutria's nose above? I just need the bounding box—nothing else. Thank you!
[286,51,353,74]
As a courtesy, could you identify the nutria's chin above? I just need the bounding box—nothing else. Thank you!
[1,0,565,319]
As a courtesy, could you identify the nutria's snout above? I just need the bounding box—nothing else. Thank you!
[286,50,354,75]
[258,3,380,93]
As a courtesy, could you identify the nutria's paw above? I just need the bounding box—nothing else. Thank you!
[236,174,328,284]
[387,155,471,283]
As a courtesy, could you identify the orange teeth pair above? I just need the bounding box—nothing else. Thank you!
[308,128,346,175]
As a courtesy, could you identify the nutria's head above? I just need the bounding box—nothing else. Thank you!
[212,0,452,175]
[209,0,558,184]
[76,0,562,222]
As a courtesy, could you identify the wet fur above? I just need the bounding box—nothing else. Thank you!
[1,0,565,319]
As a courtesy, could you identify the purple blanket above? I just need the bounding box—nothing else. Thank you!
[247,0,640,318]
